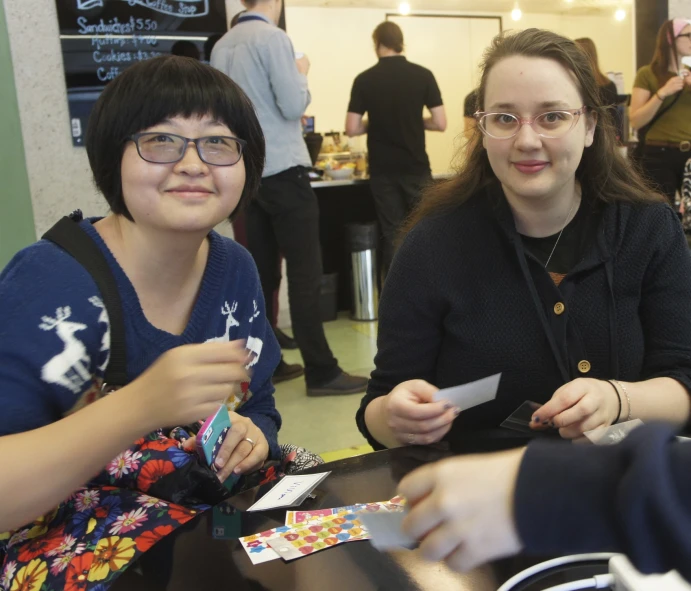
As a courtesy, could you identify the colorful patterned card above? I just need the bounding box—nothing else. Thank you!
[284,497,405,527]
[267,511,368,561]
[239,497,407,565]
[240,525,293,564]
[240,510,367,564]
[285,502,385,527]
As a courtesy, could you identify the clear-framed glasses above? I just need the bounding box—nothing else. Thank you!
[129,132,247,166]
[474,106,588,140]
[677,33,691,39]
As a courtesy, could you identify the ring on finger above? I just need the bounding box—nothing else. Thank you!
[244,437,255,448]
[407,433,416,445]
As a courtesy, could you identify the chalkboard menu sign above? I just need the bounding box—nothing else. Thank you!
[55,0,227,146]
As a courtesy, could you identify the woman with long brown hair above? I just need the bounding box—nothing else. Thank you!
[356,28,691,455]
[575,37,618,107]
[630,18,691,205]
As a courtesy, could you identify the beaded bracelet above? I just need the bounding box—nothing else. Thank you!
[607,380,623,423]
[615,380,632,422]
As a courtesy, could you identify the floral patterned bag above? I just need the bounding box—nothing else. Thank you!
[0,432,211,591]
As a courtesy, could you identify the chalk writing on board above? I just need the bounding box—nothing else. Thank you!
[125,0,210,17]
[57,0,226,146]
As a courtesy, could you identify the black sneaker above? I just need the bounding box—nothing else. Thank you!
[306,372,369,397]
[273,359,304,384]
[274,327,298,350]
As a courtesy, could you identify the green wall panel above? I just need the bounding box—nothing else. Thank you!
[0,2,35,271]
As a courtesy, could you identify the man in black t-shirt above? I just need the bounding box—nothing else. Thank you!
[346,21,446,277]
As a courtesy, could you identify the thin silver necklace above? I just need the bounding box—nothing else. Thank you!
[544,198,578,270]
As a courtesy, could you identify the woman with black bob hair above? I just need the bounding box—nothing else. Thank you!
[87,54,265,222]
[0,56,280,589]
[357,28,691,452]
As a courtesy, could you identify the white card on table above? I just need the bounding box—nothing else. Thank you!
[247,472,331,512]
[433,373,501,411]
[583,419,644,445]
[358,510,416,551]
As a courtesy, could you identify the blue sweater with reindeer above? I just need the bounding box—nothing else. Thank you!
[0,219,282,458]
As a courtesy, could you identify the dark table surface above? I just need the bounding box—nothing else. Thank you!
[111,445,608,591]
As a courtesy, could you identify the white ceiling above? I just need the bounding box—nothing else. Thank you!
[289,0,634,17]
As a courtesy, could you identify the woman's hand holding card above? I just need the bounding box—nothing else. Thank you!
[534,378,620,439]
[384,380,460,446]
[214,412,269,481]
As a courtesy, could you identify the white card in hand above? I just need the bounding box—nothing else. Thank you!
[358,510,415,551]
[247,472,330,512]
[433,373,501,411]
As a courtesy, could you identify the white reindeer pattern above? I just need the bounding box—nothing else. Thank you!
[88,296,111,372]
[39,307,91,394]
[245,336,263,368]
[205,301,240,343]
[249,300,260,323]
[204,300,264,368]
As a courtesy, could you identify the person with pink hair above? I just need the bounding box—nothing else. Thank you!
[630,18,691,206]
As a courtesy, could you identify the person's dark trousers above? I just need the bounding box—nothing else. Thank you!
[369,172,432,276]
[639,145,690,207]
[246,166,340,386]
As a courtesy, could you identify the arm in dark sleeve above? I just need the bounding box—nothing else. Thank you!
[347,74,367,115]
[515,424,691,580]
[355,222,446,449]
[639,206,691,393]
[425,70,443,109]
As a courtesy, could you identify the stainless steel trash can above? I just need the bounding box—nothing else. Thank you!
[347,223,379,321]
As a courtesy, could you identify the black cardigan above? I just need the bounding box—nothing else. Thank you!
[356,183,691,450]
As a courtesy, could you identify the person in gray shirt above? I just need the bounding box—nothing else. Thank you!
[211,0,368,397]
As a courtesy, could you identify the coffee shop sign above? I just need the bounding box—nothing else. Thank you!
[77,0,210,17]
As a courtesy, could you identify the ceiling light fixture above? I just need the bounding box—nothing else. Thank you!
[511,2,522,21]
[398,2,411,15]
[615,8,626,21]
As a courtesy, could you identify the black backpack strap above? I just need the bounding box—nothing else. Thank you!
[42,211,128,388]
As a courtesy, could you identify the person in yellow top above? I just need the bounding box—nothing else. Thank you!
[630,18,691,206]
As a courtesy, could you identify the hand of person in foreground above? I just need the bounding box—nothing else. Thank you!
[398,447,526,572]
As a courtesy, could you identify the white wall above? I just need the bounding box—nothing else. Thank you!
[670,0,691,18]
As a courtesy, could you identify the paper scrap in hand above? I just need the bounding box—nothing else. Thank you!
[583,419,644,445]
[433,373,501,411]
[357,510,416,551]
[500,400,543,433]
[246,472,330,512]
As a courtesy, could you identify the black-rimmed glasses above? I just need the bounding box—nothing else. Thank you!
[129,132,247,166]
[474,106,588,139]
